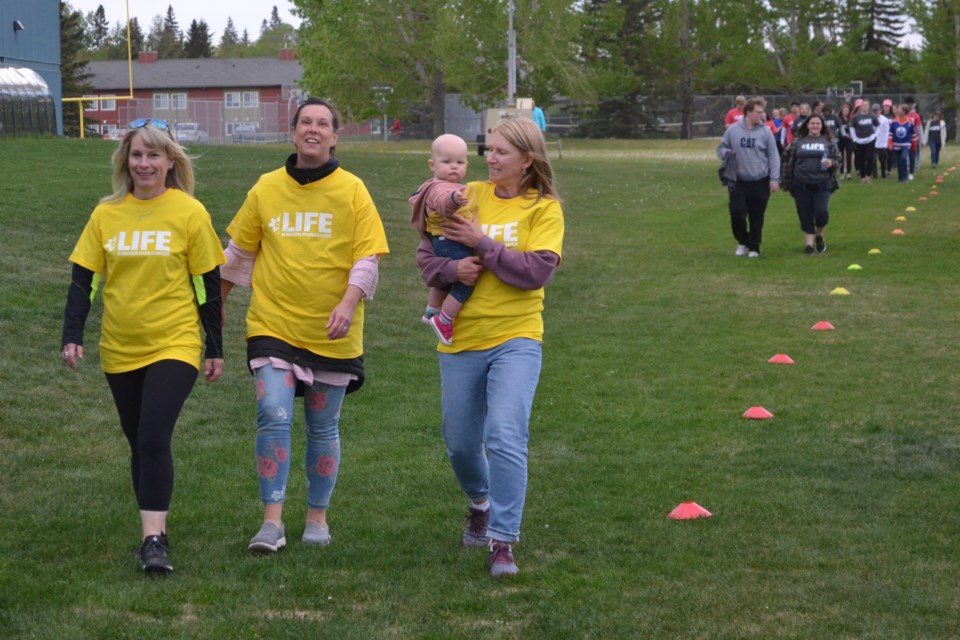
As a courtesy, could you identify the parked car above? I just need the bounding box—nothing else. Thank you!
[232,124,268,143]
[174,122,209,144]
[102,128,127,141]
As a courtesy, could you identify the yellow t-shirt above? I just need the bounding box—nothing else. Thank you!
[69,189,227,373]
[227,166,390,359]
[439,181,564,353]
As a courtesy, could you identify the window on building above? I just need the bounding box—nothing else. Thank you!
[171,93,187,110]
[99,96,116,111]
[243,92,259,108]
[154,94,170,110]
[83,95,98,112]
[225,92,241,109]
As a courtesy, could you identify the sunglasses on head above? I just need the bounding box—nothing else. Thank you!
[129,118,169,131]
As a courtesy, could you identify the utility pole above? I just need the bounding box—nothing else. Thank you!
[507,0,516,104]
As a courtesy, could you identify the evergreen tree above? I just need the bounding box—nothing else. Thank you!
[217,17,242,57]
[270,6,283,29]
[857,0,905,54]
[160,5,184,58]
[185,19,214,58]
[60,1,94,136]
[88,5,109,49]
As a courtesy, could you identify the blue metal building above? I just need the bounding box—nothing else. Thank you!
[0,1,62,135]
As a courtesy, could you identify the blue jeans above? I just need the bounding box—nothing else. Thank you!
[930,140,942,167]
[432,235,475,304]
[438,338,543,543]
[254,364,346,509]
[895,147,911,182]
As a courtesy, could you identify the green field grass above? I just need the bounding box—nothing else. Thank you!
[1,136,959,638]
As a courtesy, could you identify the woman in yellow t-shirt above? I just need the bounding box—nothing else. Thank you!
[61,120,227,574]
[221,98,389,553]
[417,117,564,577]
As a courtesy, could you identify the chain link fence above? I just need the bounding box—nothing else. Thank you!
[81,93,952,143]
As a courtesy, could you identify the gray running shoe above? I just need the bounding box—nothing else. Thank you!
[248,522,286,553]
[139,535,173,573]
[462,506,490,547]
[488,541,519,577]
[301,521,331,546]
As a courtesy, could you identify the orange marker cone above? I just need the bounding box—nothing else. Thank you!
[743,406,774,419]
[668,502,713,520]
[768,354,794,364]
[892,229,905,235]
[811,321,835,330]
[930,191,939,196]
[920,197,927,201]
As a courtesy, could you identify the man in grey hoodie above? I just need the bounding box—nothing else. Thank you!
[717,98,781,257]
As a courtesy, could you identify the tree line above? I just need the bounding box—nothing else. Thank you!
[62,1,960,139]
[73,3,295,61]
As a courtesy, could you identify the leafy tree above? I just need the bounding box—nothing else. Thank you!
[87,5,109,49]
[185,19,214,58]
[294,0,587,137]
[904,0,960,140]
[60,1,94,136]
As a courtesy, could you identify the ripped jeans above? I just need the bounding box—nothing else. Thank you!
[254,364,346,509]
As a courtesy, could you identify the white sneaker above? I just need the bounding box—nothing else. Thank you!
[735,244,749,256]
[747,251,760,258]
[908,174,914,181]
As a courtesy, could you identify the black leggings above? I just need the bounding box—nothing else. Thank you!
[854,143,876,178]
[105,360,197,511]
[839,138,855,174]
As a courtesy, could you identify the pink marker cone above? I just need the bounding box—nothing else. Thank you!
[743,406,774,419]
[768,354,795,364]
[811,321,835,330]
[668,502,713,520]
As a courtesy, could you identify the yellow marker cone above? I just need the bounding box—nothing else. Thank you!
[906,206,917,212]
[847,264,862,271]
[868,248,881,255]
[896,216,907,221]
[830,287,851,295]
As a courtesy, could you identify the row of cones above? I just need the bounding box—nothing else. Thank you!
[669,164,957,522]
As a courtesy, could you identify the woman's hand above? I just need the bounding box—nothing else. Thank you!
[440,214,485,248]
[204,358,224,382]
[326,285,364,340]
[61,343,84,370]
[456,257,484,286]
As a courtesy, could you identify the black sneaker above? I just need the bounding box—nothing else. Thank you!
[815,236,826,254]
[804,245,815,255]
[140,535,173,573]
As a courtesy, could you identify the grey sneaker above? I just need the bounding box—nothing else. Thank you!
[488,541,519,577]
[462,506,490,547]
[248,522,286,553]
[301,521,331,546]
[139,535,173,573]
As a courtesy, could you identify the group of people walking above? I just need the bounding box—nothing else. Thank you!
[60,98,563,579]
[718,95,947,257]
